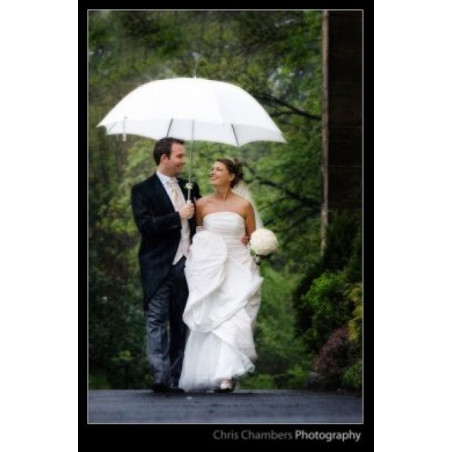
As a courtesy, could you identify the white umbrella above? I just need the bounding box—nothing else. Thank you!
[98,77,286,198]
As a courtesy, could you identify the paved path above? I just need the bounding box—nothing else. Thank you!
[88,389,362,424]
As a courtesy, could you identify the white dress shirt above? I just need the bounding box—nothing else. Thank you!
[156,171,190,264]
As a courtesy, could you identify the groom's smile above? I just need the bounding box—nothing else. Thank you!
[162,142,187,177]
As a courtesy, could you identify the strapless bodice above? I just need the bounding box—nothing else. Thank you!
[202,212,252,266]
[203,211,245,237]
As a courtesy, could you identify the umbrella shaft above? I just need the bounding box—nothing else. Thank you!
[189,144,193,182]
[189,121,194,183]
[187,128,194,202]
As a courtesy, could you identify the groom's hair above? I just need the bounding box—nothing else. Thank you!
[154,137,185,165]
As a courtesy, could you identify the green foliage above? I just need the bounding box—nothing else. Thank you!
[347,283,363,345]
[253,266,305,375]
[285,365,310,389]
[240,373,276,390]
[323,211,361,271]
[293,211,362,390]
[344,225,362,283]
[294,211,362,341]
[301,272,353,350]
[342,360,362,391]
[88,257,149,388]
[89,373,111,389]
[247,266,313,390]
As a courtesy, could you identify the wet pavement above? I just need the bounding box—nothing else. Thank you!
[88,389,363,424]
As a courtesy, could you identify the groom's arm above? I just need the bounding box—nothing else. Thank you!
[131,185,181,237]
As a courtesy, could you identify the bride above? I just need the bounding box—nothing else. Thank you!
[178,158,263,393]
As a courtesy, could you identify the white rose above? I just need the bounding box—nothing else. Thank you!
[249,228,278,256]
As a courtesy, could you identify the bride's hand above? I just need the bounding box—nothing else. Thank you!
[241,234,249,246]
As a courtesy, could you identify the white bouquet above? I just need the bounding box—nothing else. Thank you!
[249,228,278,264]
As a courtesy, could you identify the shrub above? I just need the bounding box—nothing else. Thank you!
[314,326,351,389]
[347,283,362,345]
[292,210,363,391]
[240,373,276,389]
[342,360,362,391]
[285,365,310,389]
[89,373,111,389]
[294,211,362,341]
[301,272,352,350]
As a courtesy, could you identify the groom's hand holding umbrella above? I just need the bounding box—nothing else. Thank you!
[178,201,195,220]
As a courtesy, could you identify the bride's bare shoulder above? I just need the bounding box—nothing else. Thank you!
[196,194,214,207]
[232,192,252,208]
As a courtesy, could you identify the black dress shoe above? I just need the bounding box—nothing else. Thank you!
[169,380,185,393]
[152,382,170,393]
[152,382,185,393]
[168,386,185,393]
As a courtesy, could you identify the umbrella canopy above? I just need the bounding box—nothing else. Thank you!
[98,77,286,146]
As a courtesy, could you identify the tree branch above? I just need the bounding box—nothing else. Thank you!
[243,162,320,210]
[264,208,319,231]
[270,110,311,118]
[259,196,288,211]
[253,92,321,121]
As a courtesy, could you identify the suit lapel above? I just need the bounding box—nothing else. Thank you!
[150,173,175,212]
[178,179,188,203]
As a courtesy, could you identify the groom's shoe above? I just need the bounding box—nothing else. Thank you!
[152,382,185,393]
[169,378,185,393]
[151,382,170,393]
[169,384,185,393]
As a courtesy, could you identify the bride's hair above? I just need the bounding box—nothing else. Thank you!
[216,157,244,188]
[216,157,263,228]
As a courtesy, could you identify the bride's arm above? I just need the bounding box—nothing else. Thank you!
[195,198,204,227]
[244,202,256,238]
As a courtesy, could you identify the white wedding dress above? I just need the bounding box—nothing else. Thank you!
[179,212,263,392]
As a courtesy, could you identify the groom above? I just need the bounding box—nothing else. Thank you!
[131,137,200,393]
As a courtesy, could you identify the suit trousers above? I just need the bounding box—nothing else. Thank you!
[145,256,188,386]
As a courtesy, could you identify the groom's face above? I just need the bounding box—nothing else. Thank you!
[165,143,187,177]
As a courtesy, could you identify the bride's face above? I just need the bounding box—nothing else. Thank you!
[210,161,234,187]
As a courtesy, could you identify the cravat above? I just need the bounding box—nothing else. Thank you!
[168,179,183,208]
[168,178,190,263]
